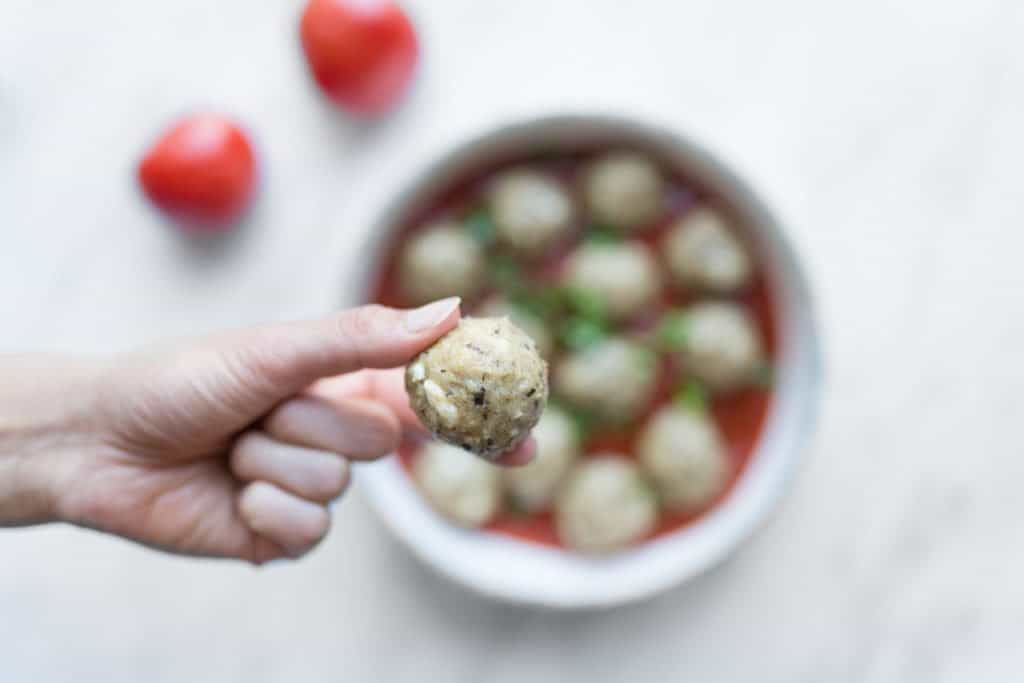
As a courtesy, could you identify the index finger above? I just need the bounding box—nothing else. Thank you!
[311,369,538,466]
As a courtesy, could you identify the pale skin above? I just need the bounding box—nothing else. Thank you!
[0,298,535,563]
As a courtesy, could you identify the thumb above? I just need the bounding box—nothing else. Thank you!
[208,297,462,406]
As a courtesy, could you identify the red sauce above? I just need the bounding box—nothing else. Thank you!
[369,148,778,550]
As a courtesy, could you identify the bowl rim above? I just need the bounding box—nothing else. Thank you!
[354,112,823,609]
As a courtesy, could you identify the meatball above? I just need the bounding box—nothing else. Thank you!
[678,302,763,394]
[637,405,730,511]
[554,337,657,422]
[475,297,554,358]
[664,207,752,293]
[501,406,580,512]
[555,456,657,553]
[412,440,501,527]
[490,169,573,256]
[399,222,486,305]
[405,317,549,461]
[583,152,664,231]
[562,242,660,321]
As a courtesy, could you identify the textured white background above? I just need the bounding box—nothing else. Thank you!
[3,0,1024,680]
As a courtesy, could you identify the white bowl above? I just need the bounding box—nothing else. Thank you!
[355,114,822,609]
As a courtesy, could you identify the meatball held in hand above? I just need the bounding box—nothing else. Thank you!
[556,456,657,553]
[406,317,549,461]
[413,441,501,527]
[638,405,729,511]
[399,222,486,305]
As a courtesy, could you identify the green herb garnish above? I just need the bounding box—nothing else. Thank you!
[656,310,691,351]
[753,362,774,388]
[512,287,563,321]
[489,254,524,294]
[559,317,606,350]
[464,209,496,246]
[562,286,607,323]
[566,407,601,441]
[585,224,621,245]
[674,379,709,413]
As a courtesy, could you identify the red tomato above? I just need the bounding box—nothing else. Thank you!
[300,0,419,116]
[138,114,256,228]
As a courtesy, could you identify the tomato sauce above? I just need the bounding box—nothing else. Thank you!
[368,148,778,550]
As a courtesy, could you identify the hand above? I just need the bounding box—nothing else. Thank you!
[0,299,534,563]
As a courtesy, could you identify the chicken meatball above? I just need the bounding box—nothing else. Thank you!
[583,152,664,231]
[412,441,501,527]
[554,338,657,422]
[637,405,730,511]
[399,222,486,305]
[490,169,573,256]
[501,406,580,512]
[475,297,554,358]
[406,317,549,461]
[664,207,752,293]
[555,456,657,553]
[562,242,660,320]
[678,302,763,394]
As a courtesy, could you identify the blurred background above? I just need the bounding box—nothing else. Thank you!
[2,0,1024,680]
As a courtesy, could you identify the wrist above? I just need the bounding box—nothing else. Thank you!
[0,355,106,526]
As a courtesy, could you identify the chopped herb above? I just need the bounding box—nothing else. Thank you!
[489,255,524,294]
[464,209,496,246]
[513,288,563,320]
[656,310,691,350]
[585,224,621,244]
[674,379,709,414]
[566,407,601,441]
[632,347,658,374]
[753,362,774,388]
[559,317,606,350]
[562,286,607,323]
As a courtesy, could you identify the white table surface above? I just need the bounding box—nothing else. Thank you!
[3,0,1024,680]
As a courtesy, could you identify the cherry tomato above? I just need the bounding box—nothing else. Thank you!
[138,114,256,228]
[300,0,419,116]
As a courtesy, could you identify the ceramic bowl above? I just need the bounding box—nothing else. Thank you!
[354,114,822,609]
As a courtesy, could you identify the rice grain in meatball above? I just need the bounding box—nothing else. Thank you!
[399,222,485,305]
[679,302,763,394]
[562,242,660,321]
[490,169,573,256]
[637,405,730,511]
[664,207,752,293]
[583,152,664,231]
[413,441,501,527]
[554,338,657,422]
[501,406,580,512]
[555,456,657,553]
[406,317,549,461]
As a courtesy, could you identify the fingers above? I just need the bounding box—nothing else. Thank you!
[311,368,426,437]
[262,394,400,460]
[238,481,330,558]
[495,437,537,467]
[215,298,462,400]
[230,431,350,502]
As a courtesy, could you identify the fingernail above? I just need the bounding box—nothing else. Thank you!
[404,297,460,333]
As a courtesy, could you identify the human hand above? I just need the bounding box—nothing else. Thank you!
[0,299,535,563]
